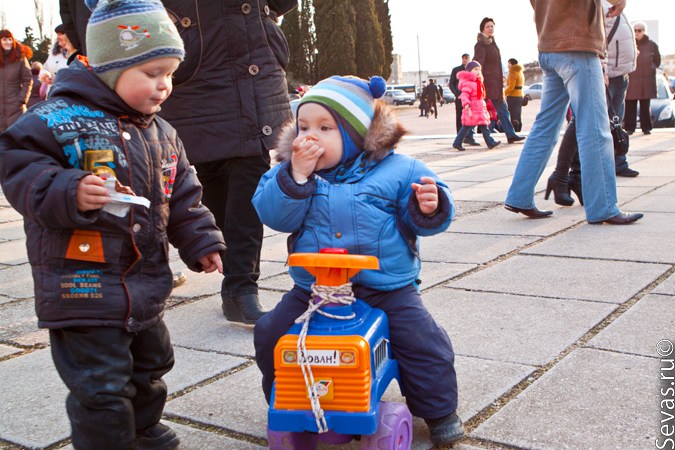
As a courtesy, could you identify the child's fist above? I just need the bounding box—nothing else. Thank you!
[291,135,324,182]
[199,252,223,274]
[411,176,439,216]
[76,174,111,212]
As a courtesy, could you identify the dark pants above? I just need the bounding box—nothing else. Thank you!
[195,153,270,297]
[50,321,174,450]
[254,284,458,419]
[453,125,496,148]
[506,96,523,132]
[624,98,652,133]
[607,75,630,171]
[553,119,581,181]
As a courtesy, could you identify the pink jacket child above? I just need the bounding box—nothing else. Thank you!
[452,61,500,151]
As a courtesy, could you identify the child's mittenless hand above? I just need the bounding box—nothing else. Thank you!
[76,174,111,212]
[199,252,223,274]
[291,135,324,182]
[411,176,439,216]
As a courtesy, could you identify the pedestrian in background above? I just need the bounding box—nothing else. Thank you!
[473,17,525,144]
[0,29,32,132]
[0,0,226,448]
[504,58,524,132]
[39,24,73,98]
[449,53,478,146]
[624,21,660,136]
[505,0,643,225]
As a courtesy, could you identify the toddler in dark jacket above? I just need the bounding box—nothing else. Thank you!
[0,1,225,448]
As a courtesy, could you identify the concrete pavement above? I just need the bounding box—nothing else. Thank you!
[1,123,674,449]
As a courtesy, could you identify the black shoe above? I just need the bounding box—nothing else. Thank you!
[616,167,639,177]
[172,271,186,289]
[643,130,651,135]
[505,204,553,218]
[222,293,267,324]
[627,130,634,135]
[507,135,525,143]
[545,174,574,206]
[134,423,179,450]
[464,139,481,146]
[453,144,466,151]
[487,140,501,149]
[425,412,465,446]
[589,211,644,225]
[568,176,584,206]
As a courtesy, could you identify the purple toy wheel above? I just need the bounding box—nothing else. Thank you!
[267,428,319,450]
[318,429,354,445]
[360,402,412,450]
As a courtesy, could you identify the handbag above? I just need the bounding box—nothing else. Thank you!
[610,116,629,157]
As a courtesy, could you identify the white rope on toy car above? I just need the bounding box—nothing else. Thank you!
[294,282,355,433]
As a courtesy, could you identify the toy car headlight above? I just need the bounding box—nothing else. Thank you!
[282,350,297,364]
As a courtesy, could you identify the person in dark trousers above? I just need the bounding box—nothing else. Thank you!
[624,21,660,136]
[425,78,440,118]
[0,1,226,448]
[450,53,478,145]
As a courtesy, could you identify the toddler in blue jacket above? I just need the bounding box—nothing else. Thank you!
[252,75,464,446]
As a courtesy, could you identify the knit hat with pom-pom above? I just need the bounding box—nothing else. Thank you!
[298,75,387,153]
[465,60,481,72]
[84,0,185,90]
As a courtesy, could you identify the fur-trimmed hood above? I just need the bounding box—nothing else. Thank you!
[274,100,407,163]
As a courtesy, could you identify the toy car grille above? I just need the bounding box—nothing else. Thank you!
[373,338,389,374]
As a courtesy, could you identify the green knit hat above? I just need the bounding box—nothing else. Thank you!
[85,0,185,90]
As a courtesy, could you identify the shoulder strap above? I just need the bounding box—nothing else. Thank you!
[607,14,621,45]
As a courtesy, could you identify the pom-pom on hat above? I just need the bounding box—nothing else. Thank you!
[298,75,387,143]
[85,0,185,90]
[465,60,481,72]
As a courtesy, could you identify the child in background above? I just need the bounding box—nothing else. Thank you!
[453,61,501,151]
[252,75,465,446]
[0,0,226,448]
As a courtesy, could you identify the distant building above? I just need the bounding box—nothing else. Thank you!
[662,54,675,77]
[389,54,403,84]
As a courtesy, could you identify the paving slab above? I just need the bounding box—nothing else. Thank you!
[0,298,39,342]
[0,206,22,223]
[421,232,538,264]
[0,239,28,265]
[653,272,675,295]
[0,263,35,301]
[0,220,25,241]
[588,294,675,357]
[418,261,477,290]
[523,211,675,264]
[449,206,584,236]
[448,254,670,304]
[0,343,21,358]
[472,348,658,450]
[260,232,292,263]
[425,288,616,366]
[0,344,246,448]
[623,182,675,212]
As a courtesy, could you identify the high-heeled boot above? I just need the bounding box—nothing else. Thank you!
[221,293,268,324]
[544,174,574,206]
[568,176,584,206]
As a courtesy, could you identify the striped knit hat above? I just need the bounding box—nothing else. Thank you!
[298,75,387,157]
[85,0,185,90]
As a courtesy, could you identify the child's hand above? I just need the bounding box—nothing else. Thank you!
[411,176,439,216]
[199,252,223,274]
[76,174,111,212]
[291,135,324,182]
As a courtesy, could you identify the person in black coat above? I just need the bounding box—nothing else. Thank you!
[449,54,478,145]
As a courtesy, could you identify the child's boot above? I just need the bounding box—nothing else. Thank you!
[134,423,179,450]
[425,412,465,446]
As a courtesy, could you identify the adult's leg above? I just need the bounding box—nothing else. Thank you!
[507,96,523,132]
[494,98,519,139]
[254,286,312,403]
[356,285,458,419]
[505,52,570,210]
[624,99,638,132]
[607,75,630,172]
[50,327,137,450]
[566,52,619,222]
[552,119,578,181]
[639,98,653,132]
[130,320,175,432]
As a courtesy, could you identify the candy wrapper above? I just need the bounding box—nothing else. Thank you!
[101,176,150,217]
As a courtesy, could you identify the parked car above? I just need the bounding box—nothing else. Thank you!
[524,83,542,101]
[441,88,455,104]
[638,73,675,128]
[383,89,416,106]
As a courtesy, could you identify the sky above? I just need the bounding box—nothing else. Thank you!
[1,0,674,74]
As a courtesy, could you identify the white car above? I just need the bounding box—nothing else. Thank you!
[524,83,543,101]
[383,89,416,106]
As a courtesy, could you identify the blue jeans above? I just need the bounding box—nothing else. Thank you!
[505,52,619,223]
[607,74,629,171]
[454,125,496,147]
[493,98,519,139]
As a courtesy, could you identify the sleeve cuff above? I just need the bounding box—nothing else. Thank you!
[276,161,316,199]
[408,187,451,229]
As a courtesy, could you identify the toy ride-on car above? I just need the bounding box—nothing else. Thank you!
[266,248,413,450]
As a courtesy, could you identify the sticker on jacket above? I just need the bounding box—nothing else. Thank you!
[162,153,178,199]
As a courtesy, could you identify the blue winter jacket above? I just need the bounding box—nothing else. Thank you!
[253,151,454,292]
